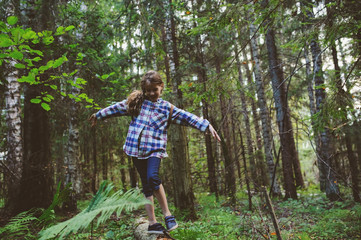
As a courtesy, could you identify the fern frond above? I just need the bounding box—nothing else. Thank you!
[38,182,149,240]
[0,210,38,239]
[39,181,71,225]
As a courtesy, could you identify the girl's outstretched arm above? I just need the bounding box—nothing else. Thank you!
[89,113,97,127]
[207,124,221,142]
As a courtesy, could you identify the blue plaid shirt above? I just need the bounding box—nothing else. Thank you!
[96,98,209,159]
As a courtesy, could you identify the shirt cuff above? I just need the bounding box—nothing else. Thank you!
[96,111,103,120]
[199,119,210,132]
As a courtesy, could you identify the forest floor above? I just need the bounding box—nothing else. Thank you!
[70,186,361,240]
[0,185,360,239]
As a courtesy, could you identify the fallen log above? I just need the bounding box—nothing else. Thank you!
[134,217,176,240]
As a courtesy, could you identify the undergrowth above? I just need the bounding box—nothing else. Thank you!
[1,184,360,239]
[68,188,360,240]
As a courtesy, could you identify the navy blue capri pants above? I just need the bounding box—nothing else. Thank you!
[132,157,162,197]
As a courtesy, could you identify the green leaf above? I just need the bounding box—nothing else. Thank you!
[41,102,51,111]
[0,34,14,47]
[53,56,68,68]
[43,97,51,102]
[11,27,23,43]
[32,57,41,62]
[50,85,57,90]
[46,94,54,100]
[65,25,75,31]
[101,74,109,79]
[22,30,37,40]
[76,78,87,85]
[14,63,26,69]
[18,72,35,83]
[55,26,65,36]
[7,16,18,25]
[42,36,54,45]
[9,50,23,60]
[30,98,41,104]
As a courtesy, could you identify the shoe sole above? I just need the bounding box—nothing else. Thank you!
[148,230,166,234]
[167,224,178,232]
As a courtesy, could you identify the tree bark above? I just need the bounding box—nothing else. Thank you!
[303,44,324,189]
[344,127,361,202]
[216,59,236,202]
[248,19,281,197]
[3,0,22,215]
[303,0,340,200]
[17,0,56,212]
[326,0,359,202]
[262,0,303,198]
[92,127,98,193]
[164,0,196,220]
[242,49,268,186]
[63,78,81,212]
[235,44,258,189]
[191,0,217,195]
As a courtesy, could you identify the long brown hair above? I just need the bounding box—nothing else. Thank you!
[127,70,164,116]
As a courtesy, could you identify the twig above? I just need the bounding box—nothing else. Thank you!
[263,186,282,240]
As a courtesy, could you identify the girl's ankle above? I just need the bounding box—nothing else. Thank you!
[149,220,157,226]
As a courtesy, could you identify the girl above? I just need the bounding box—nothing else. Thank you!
[89,70,220,234]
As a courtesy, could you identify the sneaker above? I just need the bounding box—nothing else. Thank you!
[148,223,167,234]
[165,215,178,231]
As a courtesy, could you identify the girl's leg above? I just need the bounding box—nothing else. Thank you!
[145,196,157,225]
[146,157,171,216]
[132,158,158,224]
[154,184,171,217]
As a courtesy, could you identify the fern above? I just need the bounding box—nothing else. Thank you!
[0,210,38,239]
[38,182,71,225]
[38,181,149,240]
[0,182,71,239]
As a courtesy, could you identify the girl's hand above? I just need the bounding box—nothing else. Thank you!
[89,113,97,127]
[207,124,221,142]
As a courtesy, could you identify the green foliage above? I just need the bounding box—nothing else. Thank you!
[0,183,70,240]
[309,205,361,239]
[0,210,38,240]
[38,181,149,240]
[0,16,98,111]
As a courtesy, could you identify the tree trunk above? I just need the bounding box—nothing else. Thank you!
[304,44,324,189]
[326,0,359,202]
[344,128,361,202]
[19,84,53,212]
[249,20,281,197]
[191,2,217,195]
[216,59,236,202]
[262,0,303,198]
[92,127,98,193]
[242,49,268,186]
[17,0,56,212]
[3,1,22,215]
[235,44,258,189]
[128,155,138,188]
[63,79,81,212]
[164,0,196,220]
[303,0,340,200]
[240,129,252,211]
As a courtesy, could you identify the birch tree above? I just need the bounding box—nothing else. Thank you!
[248,17,281,196]
[3,1,23,214]
[261,0,303,198]
[302,0,340,201]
